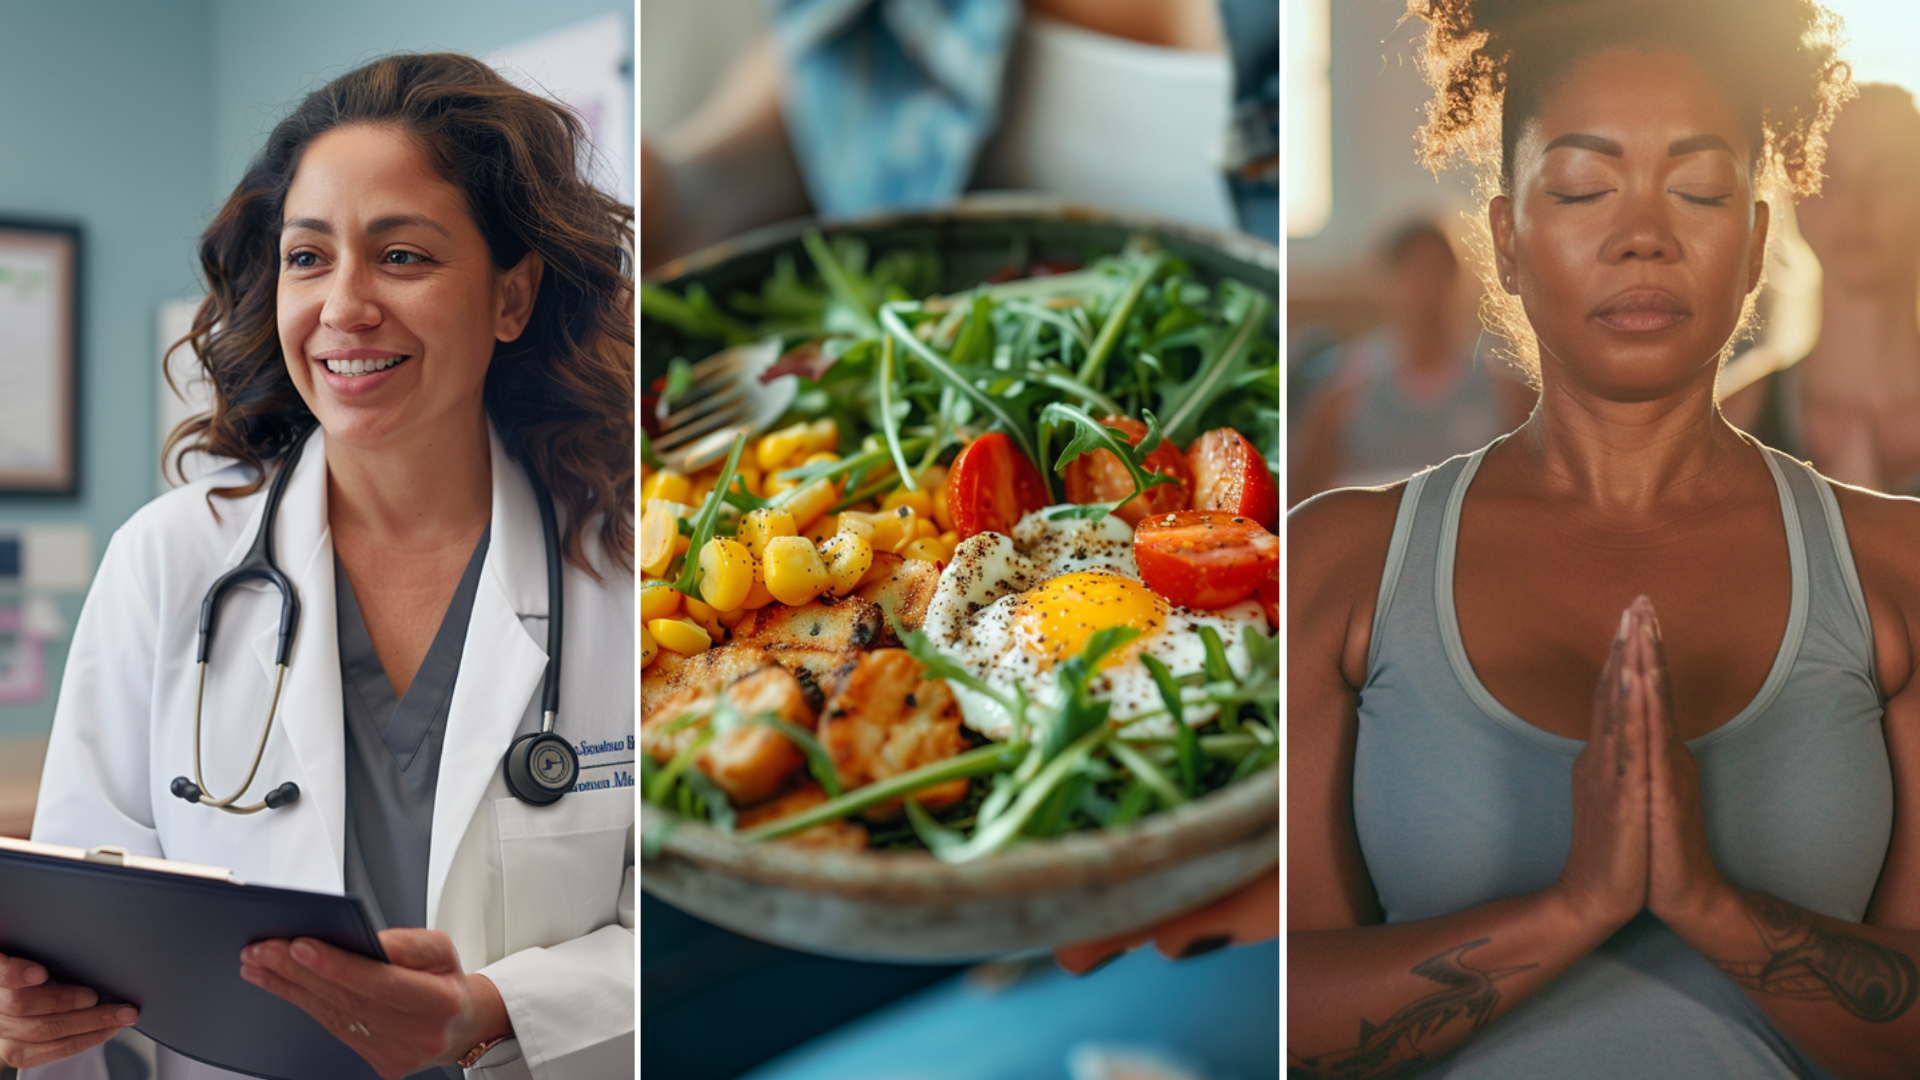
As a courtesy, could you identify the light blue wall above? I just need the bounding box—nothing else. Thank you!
[0,0,214,738]
[209,0,629,198]
[0,0,629,740]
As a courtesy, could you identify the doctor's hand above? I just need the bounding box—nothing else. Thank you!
[0,952,138,1069]
[240,928,511,1080]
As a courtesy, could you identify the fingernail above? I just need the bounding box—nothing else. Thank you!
[240,966,261,985]
[1178,934,1232,960]
[23,965,45,985]
[116,1008,137,1024]
[1075,951,1123,977]
[292,941,318,965]
[240,945,259,963]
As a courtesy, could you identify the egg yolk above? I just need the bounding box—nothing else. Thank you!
[1012,571,1166,669]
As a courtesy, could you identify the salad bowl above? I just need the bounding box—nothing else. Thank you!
[640,196,1278,961]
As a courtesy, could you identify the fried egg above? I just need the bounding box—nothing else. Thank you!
[921,508,1266,740]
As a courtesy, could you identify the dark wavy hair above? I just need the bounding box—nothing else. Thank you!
[1405,0,1851,378]
[165,52,634,576]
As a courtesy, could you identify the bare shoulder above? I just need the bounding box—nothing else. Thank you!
[1826,481,1920,694]
[1288,483,1408,688]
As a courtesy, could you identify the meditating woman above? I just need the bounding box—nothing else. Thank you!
[1290,1,1919,1076]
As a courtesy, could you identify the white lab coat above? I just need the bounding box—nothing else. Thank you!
[26,425,634,1080]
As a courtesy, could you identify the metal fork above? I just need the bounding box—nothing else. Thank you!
[649,337,796,473]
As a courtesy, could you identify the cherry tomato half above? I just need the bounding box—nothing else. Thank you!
[1061,416,1191,527]
[946,432,1052,540]
[1134,511,1279,611]
[1188,428,1279,532]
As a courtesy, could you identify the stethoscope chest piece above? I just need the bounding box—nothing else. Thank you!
[502,732,577,807]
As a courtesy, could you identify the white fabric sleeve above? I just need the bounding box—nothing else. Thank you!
[469,855,634,1079]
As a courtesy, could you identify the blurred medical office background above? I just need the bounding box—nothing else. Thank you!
[0,0,630,842]
[1287,0,1920,506]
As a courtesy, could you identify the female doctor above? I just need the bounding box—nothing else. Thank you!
[1,54,635,1079]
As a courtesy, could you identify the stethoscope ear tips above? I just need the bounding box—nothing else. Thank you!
[170,777,203,803]
[263,782,300,810]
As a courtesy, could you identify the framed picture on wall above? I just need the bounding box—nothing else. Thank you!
[0,219,79,495]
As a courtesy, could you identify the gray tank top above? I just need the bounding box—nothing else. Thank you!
[1353,439,1894,1079]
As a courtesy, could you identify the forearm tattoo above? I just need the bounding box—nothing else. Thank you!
[1709,889,1918,1024]
[1289,938,1539,1080]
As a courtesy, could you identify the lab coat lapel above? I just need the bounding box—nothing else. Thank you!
[426,426,549,927]
[244,429,348,890]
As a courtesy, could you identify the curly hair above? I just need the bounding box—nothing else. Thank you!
[1406,0,1852,379]
[165,53,634,577]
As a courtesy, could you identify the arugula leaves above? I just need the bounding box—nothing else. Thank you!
[1036,403,1181,521]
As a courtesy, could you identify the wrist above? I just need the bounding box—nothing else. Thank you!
[1652,877,1740,945]
[445,974,512,1068]
[1542,882,1636,941]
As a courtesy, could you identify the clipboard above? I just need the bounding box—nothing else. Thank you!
[0,837,385,1080]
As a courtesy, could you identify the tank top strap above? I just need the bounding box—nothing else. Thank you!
[1365,447,1486,678]
[1759,445,1880,699]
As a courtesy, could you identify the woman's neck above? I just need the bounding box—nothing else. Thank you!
[1802,276,1920,405]
[324,412,493,546]
[1506,364,1749,521]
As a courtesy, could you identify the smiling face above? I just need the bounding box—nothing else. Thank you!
[277,124,539,455]
[1490,47,1769,401]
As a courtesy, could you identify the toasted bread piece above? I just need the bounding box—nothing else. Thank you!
[730,596,884,651]
[761,646,862,716]
[853,553,942,641]
[737,781,868,850]
[643,664,812,807]
[818,649,970,821]
[642,645,773,721]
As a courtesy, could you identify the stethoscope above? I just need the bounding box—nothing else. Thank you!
[167,426,580,814]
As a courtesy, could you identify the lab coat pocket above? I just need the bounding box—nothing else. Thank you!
[493,788,631,955]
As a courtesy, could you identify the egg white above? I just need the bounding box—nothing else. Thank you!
[921,507,1266,740]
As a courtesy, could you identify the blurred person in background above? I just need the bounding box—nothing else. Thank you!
[1724,83,1920,493]
[1289,220,1531,503]
[640,0,1277,270]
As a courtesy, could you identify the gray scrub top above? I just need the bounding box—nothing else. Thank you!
[337,529,488,1080]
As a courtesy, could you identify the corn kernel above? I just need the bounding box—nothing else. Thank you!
[837,514,875,540]
[932,483,954,533]
[641,623,658,668]
[740,508,798,561]
[696,538,753,611]
[881,488,934,519]
[783,478,839,533]
[639,580,682,621]
[857,555,897,588]
[757,423,809,472]
[682,595,729,641]
[803,513,840,545]
[938,530,959,550]
[763,472,801,497]
[639,504,679,578]
[913,517,940,541]
[717,605,750,628]
[801,451,841,468]
[820,531,875,596]
[901,537,948,564]
[739,578,776,609]
[869,505,917,553]
[763,536,830,606]
[672,532,691,557]
[688,477,716,508]
[648,618,711,655]
[642,470,692,505]
[802,418,839,455]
